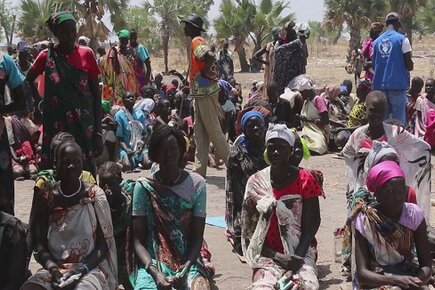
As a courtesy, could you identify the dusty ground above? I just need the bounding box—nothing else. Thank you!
[12,41,435,289]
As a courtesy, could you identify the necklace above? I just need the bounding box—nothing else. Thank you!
[59,181,82,198]
[271,166,295,185]
[157,169,182,185]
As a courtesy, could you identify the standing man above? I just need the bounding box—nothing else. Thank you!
[373,12,413,125]
[216,41,234,81]
[0,51,26,215]
[182,14,230,177]
[130,29,152,90]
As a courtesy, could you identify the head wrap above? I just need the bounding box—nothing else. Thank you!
[289,74,315,92]
[325,85,341,100]
[241,111,264,132]
[293,22,310,37]
[265,123,295,147]
[46,12,76,33]
[101,100,111,114]
[366,160,405,193]
[256,81,265,91]
[78,36,90,45]
[134,98,155,115]
[357,77,372,95]
[164,84,177,93]
[219,80,233,98]
[117,29,130,39]
[365,141,398,172]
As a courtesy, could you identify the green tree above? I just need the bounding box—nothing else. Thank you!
[250,0,293,52]
[389,0,427,42]
[0,0,16,44]
[124,6,161,53]
[18,0,127,46]
[324,0,387,56]
[214,0,256,72]
[415,0,435,35]
[18,0,60,42]
[309,20,340,44]
[145,0,213,72]
[59,0,128,49]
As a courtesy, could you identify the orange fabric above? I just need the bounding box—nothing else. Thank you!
[189,37,207,81]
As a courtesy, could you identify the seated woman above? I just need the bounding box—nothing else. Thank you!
[0,210,27,289]
[4,115,38,180]
[342,91,431,221]
[226,111,268,255]
[242,124,321,289]
[334,78,371,149]
[352,161,432,289]
[22,141,117,290]
[130,124,211,289]
[290,75,331,155]
[341,141,418,276]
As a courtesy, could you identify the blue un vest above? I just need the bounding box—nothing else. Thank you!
[373,29,409,90]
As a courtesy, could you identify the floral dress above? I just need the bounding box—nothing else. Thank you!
[40,46,97,175]
[129,172,210,289]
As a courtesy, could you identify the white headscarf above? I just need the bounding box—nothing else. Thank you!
[364,141,399,172]
[78,36,90,46]
[294,22,311,37]
[265,123,295,146]
[288,74,315,92]
[134,98,155,115]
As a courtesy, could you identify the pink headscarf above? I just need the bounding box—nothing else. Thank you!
[366,160,405,193]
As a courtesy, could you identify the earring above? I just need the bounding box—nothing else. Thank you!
[263,148,271,165]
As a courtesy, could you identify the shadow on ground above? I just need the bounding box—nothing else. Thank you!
[206,175,225,190]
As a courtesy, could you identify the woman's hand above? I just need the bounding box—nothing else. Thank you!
[274,253,305,272]
[54,268,84,290]
[149,266,172,290]
[172,260,192,289]
[49,267,63,285]
[391,275,422,289]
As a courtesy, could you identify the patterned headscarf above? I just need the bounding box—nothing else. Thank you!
[364,141,398,173]
[357,77,372,95]
[289,74,315,92]
[46,12,76,33]
[366,160,405,193]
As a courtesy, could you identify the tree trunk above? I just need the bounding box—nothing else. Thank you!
[250,42,263,73]
[333,26,342,45]
[9,15,15,45]
[402,15,413,45]
[162,30,170,73]
[348,24,361,58]
[89,37,98,52]
[235,44,250,72]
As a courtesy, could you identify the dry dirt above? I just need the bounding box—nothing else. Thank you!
[12,39,435,289]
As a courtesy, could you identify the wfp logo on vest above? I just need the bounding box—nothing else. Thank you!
[379,39,392,58]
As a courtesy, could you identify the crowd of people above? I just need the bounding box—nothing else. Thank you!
[0,8,434,290]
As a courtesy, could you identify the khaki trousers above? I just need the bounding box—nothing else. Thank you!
[194,91,230,177]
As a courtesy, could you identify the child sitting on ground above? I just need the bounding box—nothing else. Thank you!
[98,161,134,290]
